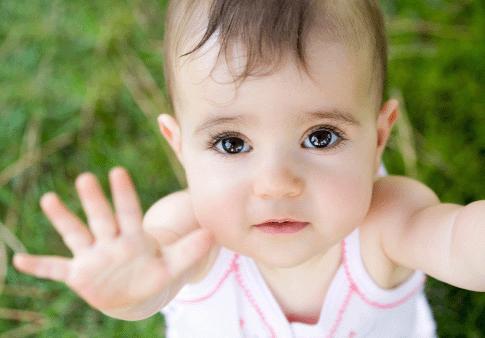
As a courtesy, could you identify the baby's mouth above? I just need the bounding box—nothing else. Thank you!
[253,219,309,234]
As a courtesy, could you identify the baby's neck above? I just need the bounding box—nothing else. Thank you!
[254,242,342,322]
[255,242,342,282]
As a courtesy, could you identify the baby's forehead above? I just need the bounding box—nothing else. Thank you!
[175,38,376,117]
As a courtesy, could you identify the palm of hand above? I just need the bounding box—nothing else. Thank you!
[13,168,176,312]
[66,232,168,310]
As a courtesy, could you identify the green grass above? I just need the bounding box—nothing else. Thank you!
[1,0,484,336]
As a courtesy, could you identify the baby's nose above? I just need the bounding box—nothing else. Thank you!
[252,161,304,200]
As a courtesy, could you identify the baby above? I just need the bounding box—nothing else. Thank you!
[13,0,485,337]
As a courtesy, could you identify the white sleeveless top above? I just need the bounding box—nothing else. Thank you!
[161,228,437,338]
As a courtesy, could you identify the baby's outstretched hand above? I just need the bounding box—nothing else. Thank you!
[13,167,213,314]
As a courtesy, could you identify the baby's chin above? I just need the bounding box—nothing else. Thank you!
[231,236,333,269]
[252,251,322,269]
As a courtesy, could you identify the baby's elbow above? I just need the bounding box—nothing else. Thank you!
[143,201,164,232]
[142,190,200,245]
[142,190,189,231]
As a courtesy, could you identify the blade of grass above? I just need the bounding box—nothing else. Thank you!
[122,55,185,187]
[0,221,27,253]
[0,322,50,338]
[1,285,48,299]
[390,88,418,178]
[0,307,46,322]
[0,242,6,294]
[388,18,471,40]
[0,131,73,188]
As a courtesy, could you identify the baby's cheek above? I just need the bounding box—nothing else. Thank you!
[188,174,246,238]
[315,173,373,230]
[192,201,243,247]
[345,177,372,212]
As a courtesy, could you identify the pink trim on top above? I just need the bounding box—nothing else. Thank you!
[234,259,277,338]
[178,253,239,303]
[341,238,426,309]
[325,235,426,338]
[177,253,277,338]
[175,234,424,337]
[327,284,354,338]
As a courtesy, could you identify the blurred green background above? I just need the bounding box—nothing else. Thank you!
[0,0,484,336]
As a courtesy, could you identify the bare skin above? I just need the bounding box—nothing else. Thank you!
[13,168,214,320]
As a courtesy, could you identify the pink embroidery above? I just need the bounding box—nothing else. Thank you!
[234,261,277,338]
[325,234,425,338]
[177,253,277,338]
[178,254,239,303]
[341,238,425,309]
[177,235,424,338]
[327,284,354,338]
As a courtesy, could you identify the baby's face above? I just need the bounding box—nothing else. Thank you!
[167,39,393,268]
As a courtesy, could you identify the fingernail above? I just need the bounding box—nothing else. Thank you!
[40,192,57,207]
[13,253,25,265]
[76,172,94,188]
[111,166,123,174]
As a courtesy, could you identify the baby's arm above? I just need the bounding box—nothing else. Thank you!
[105,190,217,319]
[13,168,214,321]
[375,176,485,291]
[143,190,219,284]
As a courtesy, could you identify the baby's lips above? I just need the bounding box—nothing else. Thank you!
[253,218,309,227]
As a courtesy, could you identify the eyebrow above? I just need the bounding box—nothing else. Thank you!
[194,108,360,134]
[298,109,361,127]
[195,116,249,134]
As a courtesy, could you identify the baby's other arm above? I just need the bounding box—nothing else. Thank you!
[143,190,220,284]
[374,176,485,291]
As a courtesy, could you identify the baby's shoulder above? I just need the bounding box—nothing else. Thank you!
[359,176,439,288]
[364,175,439,237]
[367,175,439,221]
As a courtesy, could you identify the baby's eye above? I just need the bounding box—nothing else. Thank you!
[214,136,251,154]
[302,128,342,149]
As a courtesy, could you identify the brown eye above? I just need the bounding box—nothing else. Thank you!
[302,129,340,149]
[217,137,250,154]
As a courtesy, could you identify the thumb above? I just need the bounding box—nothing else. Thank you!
[161,228,215,280]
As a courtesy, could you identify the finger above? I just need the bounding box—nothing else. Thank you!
[109,167,143,235]
[40,192,94,254]
[13,253,71,282]
[76,173,118,241]
[162,228,214,280]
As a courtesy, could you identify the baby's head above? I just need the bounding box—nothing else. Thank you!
[159,0,399,267]
[163,0,389,112]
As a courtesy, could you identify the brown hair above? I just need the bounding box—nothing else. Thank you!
[163,0,387,114]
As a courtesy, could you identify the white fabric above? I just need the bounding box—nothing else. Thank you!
[378,163,387,176]
[161,228,437,338]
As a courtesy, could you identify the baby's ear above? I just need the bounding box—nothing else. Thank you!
[158,114,183,163]
[375,99,400,171]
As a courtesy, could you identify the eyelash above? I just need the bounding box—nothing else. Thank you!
[206,125,348,156]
